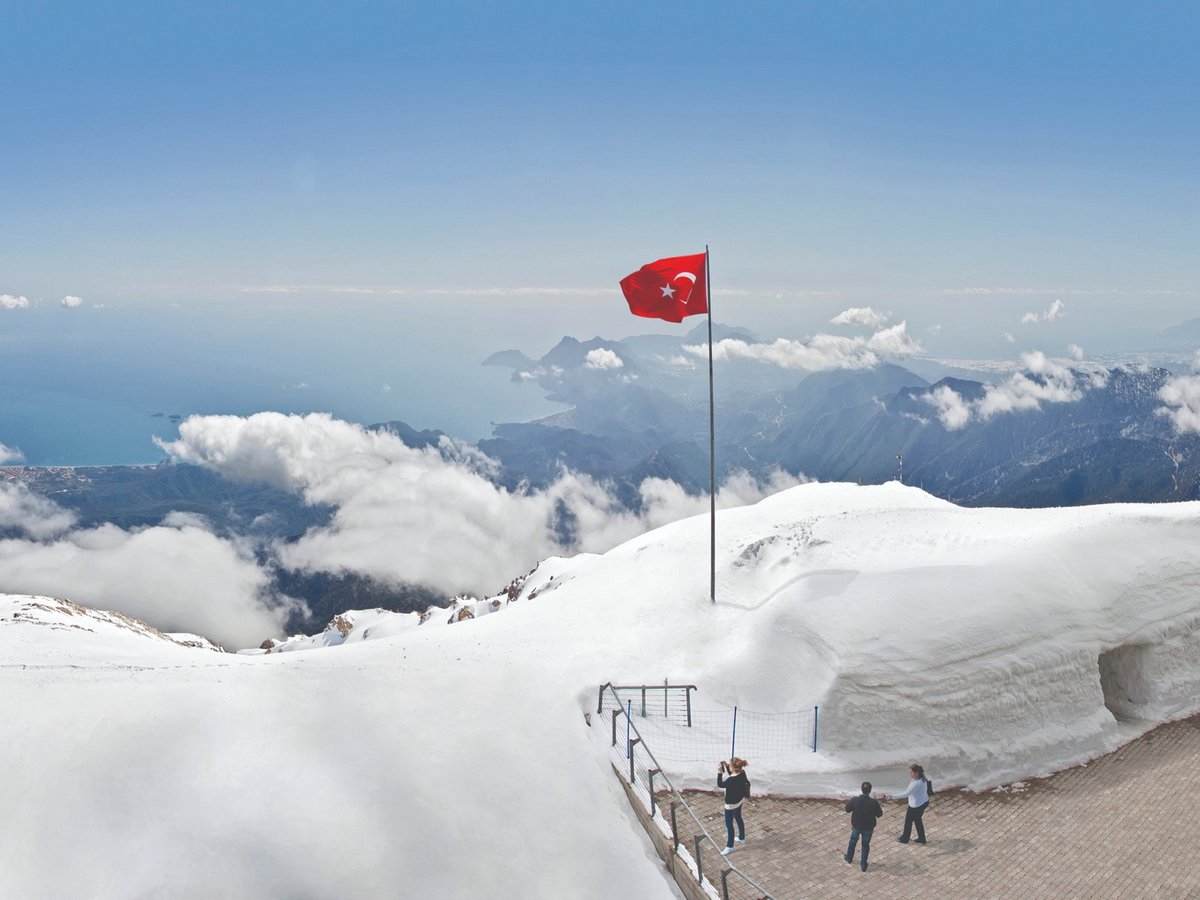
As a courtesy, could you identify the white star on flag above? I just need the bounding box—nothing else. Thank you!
[660,283,676,298]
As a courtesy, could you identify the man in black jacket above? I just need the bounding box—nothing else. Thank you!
[843,781,884,872]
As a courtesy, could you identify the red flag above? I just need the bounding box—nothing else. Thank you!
[619,252,708,323]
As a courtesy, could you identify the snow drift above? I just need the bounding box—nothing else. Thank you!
[4,482,1200,898]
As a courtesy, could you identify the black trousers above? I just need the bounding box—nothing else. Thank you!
[900,801,928,842]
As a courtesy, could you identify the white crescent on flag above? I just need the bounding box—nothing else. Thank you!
[672,271,697,303]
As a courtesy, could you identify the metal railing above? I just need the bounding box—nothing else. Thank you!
[599,682,819,763]
[597,681,697,725]
[600,683,774,900]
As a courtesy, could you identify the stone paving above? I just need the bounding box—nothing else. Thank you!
[655,714,1200,899]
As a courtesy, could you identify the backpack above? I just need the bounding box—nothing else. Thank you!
[925,778,933,801]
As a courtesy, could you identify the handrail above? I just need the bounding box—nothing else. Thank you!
[597,681,697,716]
[602,683,774,900]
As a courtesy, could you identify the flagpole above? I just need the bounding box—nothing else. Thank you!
[705,244,715,604]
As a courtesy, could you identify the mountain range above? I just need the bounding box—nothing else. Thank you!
[6,323,1199,634]
[479,327,1200,507]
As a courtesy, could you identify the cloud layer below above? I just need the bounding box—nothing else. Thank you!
[685,322,922,371]
[1157,364,1200,435]
[157,412,805,597]
[0,489,293,647]
[922,351,1093,430]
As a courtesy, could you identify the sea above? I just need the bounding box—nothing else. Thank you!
[0,302,566,467]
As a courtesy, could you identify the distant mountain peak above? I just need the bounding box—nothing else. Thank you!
[684,321,756,344]
[481,349,534,368]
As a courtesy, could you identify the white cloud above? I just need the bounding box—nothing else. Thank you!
[0,443,25,465]
[1156,372,1200,435]
[583,348,624,370]
[920,351,1086,430]
[60,295,84,308]
[1,294,30,310]
[1067,343,1084,361]
[976,351,1082,419]
[0,482,78,539]
[0,482,290,647]
[830,306,889,328]
[1020,298,1066,324]
[382,383,393,393]
[156,412,805,598]
[634,470,809,533]
[687,322,922,372]
[0,521,293,649]
[865,322,923,357]
[697,336,876,371]
[922,385,973,431]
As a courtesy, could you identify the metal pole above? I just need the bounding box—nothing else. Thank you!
[686,687,693,728]
[731,706,738,759]
[664,678,668,718]
[626,700,632,759]
[641,685,646,718]
[694,836,705,885]
[705,245,716,604]
[813,705,819,753]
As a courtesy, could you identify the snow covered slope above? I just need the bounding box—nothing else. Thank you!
[4,482,1200,897]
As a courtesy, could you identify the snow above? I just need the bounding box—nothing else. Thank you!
[4,481,1200,897]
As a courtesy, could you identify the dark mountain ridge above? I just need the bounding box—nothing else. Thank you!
[9,326,1200,638]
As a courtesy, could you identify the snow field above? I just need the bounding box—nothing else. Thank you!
[4,481,1200,897]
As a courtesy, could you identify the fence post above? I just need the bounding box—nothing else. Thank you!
[670,802,679,851]
[663,678,668,718]
[720,868,732,900]
[648,769,660,817]
[641,685,647,717]
[730,706,738,759]
[813,705,819,752]
[693,835,705,885]
[596,682,609,715]
[626,700,632,758]
[611,709,618,747]
[686,686,693,727]
[628,737,640,784]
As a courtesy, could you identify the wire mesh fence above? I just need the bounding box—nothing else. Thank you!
[600,684,775,900]
[598,682,818,763]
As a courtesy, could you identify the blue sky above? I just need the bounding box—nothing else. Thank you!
[2,2,1199,462]
[5,2,1196,303]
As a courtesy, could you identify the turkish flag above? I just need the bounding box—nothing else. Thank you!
[619,252,708,322]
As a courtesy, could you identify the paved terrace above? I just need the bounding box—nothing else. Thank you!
[656,714,1200,899]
